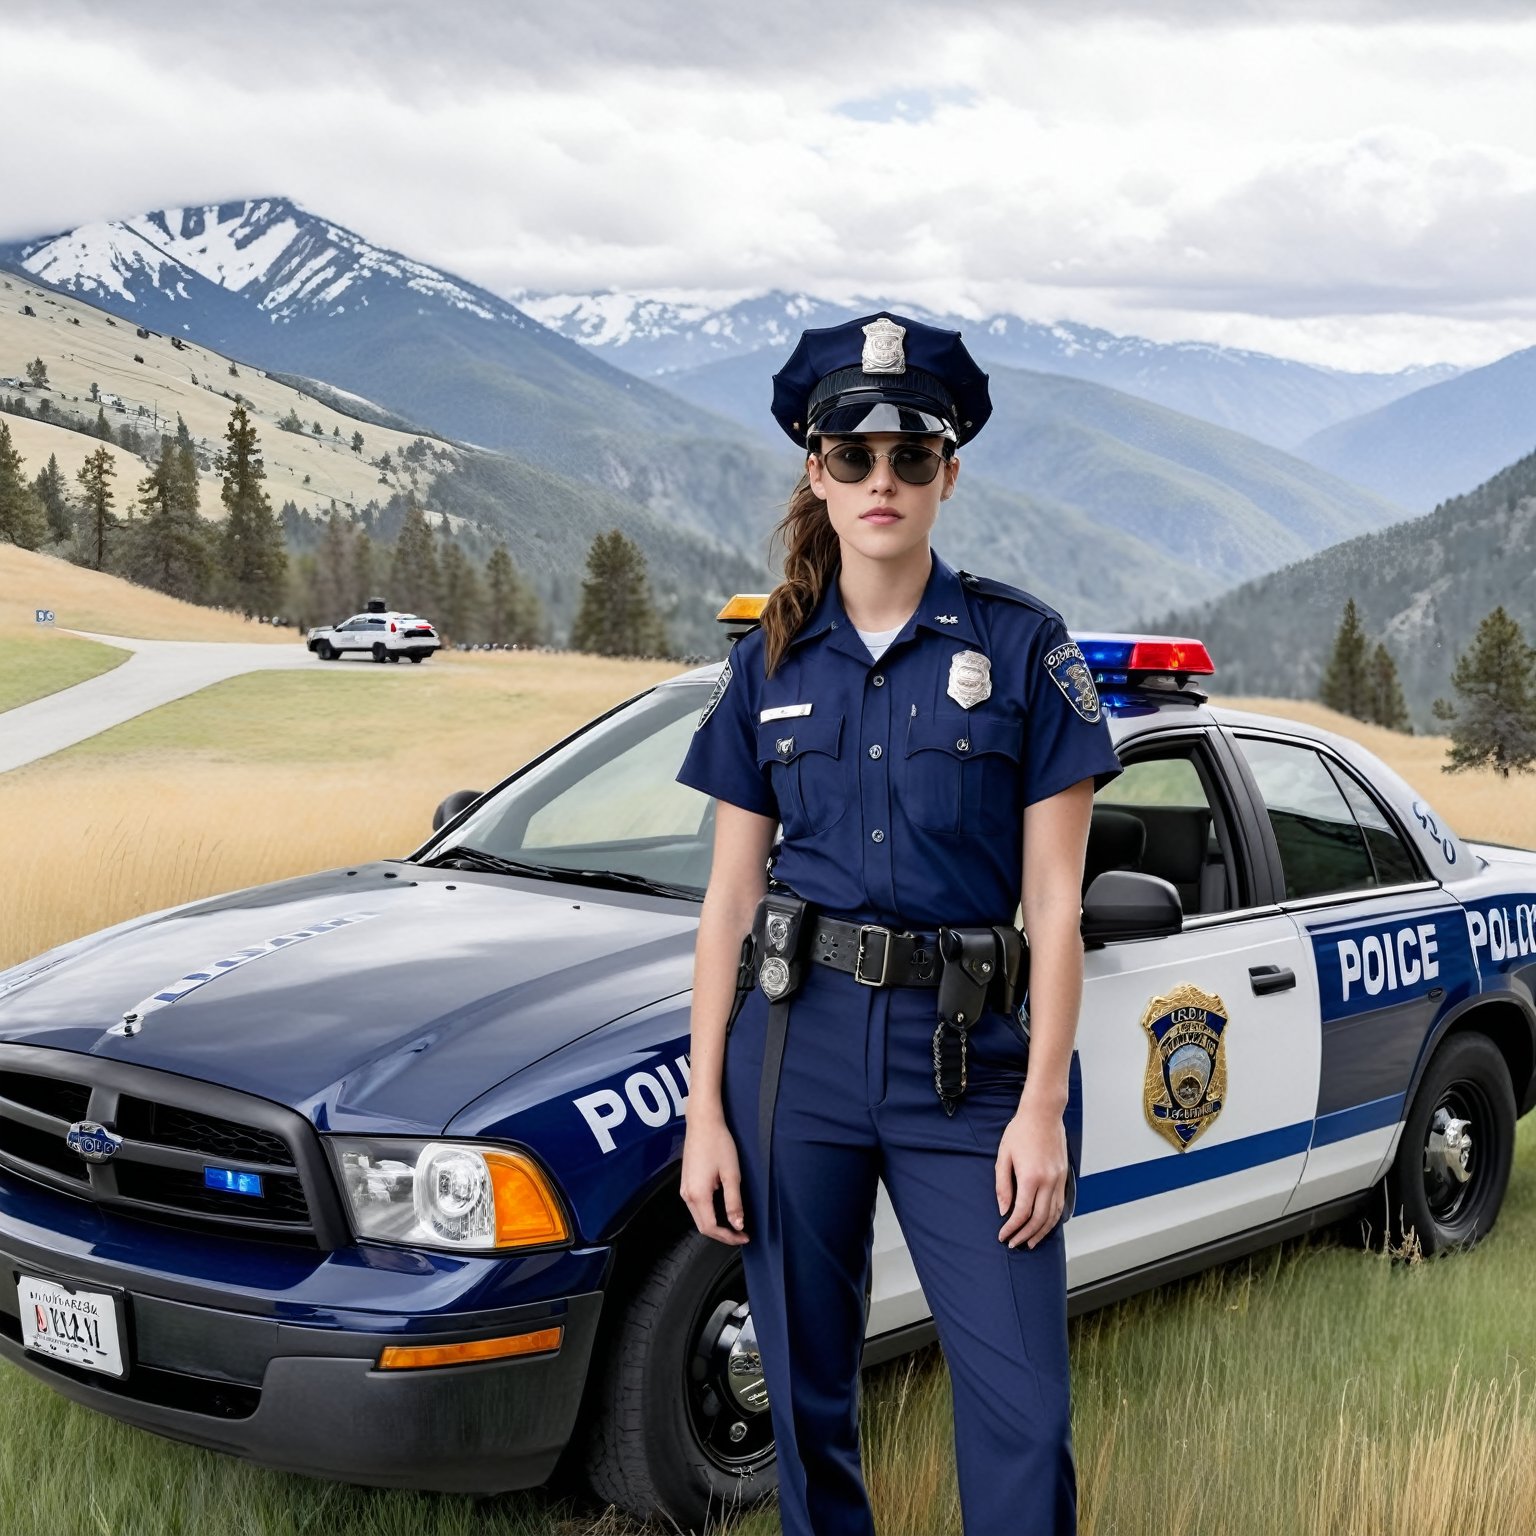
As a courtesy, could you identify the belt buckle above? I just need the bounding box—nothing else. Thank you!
[854,924,894,986]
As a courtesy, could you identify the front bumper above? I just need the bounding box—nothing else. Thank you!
[0,1176,608,1494]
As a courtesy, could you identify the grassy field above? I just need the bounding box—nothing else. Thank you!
[4,667,1536,1533]
[0,630,128,712]
[1,545,294,644]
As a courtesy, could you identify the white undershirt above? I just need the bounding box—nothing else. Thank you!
[854,621,907,662]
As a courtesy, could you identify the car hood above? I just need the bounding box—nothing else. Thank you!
[0,863,698,1133]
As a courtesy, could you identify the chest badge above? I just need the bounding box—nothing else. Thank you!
[1140,983,1231,1151]
[946,650,992,709]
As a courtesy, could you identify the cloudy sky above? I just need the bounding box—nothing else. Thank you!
[5,0,1535,371]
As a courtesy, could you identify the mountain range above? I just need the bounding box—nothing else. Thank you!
[1156,446,1536,729]
[521,290,1459,450]
[0,196,1476,641]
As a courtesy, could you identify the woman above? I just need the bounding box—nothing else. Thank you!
[675,312,1122,1535]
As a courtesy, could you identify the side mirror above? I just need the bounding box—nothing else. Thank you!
[432,789,483,833]
[1081,870,1183,946]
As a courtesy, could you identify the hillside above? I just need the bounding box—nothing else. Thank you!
[1298,345,1536,511]
[1155,446,1536,728]
[658,351,1407,589]
[522,289,1458,449]
[0,200,794,550]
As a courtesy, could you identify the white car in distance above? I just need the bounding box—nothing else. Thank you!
[306,609,440,664]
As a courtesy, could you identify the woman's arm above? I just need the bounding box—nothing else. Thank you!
[996,776,1095,1250]
[679,801,777,1244]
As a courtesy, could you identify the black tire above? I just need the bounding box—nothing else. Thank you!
[583,1229,776,1530]
[315,641,336,661]
[387,652,401,663]
[1381,1031,1515,1256]
[409,654,424,663]
[371,642,387,663]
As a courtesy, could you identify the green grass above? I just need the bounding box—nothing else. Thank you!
[0,632,128,713]
[3,1122,1532,1536]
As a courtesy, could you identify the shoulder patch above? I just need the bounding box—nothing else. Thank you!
[1043,640,1103,723]
[696,661,732,730]
[959,570,1064,623]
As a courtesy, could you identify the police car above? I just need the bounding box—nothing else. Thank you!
[306,600,439,662]
[0,602,1531,1530]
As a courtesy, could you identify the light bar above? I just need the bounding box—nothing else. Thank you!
[717,594,770,623]
[204,1166,263,1197]
[1077,633,1214,683]
[377,1326,564,1371]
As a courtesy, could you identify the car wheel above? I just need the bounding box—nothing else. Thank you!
[371,643,387,663]
[387,652,401,663]
[409,654,424,663]
[316,641,336,661]
[1381,1031,1515,1256]
[583,1229,776,1530]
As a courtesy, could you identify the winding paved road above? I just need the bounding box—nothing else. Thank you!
[0,631,406,775]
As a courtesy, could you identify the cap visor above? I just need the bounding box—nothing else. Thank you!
[809,401,955,439]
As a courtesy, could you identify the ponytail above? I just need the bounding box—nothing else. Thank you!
[761,469,839,677]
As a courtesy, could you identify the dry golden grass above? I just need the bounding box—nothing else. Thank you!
[2,652,679,968]
[0,543,293,642]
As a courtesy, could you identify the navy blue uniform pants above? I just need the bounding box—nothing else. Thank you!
[724,963,1077,1536]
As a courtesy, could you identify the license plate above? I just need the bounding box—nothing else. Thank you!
[18,1274,125,1377]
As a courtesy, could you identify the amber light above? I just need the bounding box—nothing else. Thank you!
[377,1326,563,1371]
[482,1149,570,1246]
[716,594,770,622]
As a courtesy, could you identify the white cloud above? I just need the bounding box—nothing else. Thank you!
[2,2,1535,371]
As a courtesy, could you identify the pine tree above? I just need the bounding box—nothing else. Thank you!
[217,403,287,615]
[75,447,118,570]
[1432,607,1536,778]
[389,498,440,616]
[569,529,668,657]
[437,540,482,644]
[1320,597,1371,720]
[92,407,116,443]
[309,511,348,621]
[129,436,212,600]
[1366,643,1411,732]
[485,544,545,646]
[32,453,72,542]
[175,414,193,449]
[0,422,48,549]
[350,430,364,455]
[25,357,48,387]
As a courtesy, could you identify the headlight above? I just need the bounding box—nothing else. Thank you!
[328,1138,570,1251]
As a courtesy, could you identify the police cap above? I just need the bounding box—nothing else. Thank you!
[771,310,992,449]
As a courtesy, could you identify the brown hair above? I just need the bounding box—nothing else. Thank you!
[760,468,840,677]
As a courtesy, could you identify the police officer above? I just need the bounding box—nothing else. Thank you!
[676,312,1122,1536]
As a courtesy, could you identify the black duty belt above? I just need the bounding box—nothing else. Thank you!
[734,891,1029,1155]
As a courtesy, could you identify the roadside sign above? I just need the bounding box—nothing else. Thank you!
[35,609,55,625]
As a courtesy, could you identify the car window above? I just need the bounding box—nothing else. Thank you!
[1236,737,1375,900]
[1090,743,1238,916]
[1326,760,1421,886]
[439,681,719,891]
[367,618,387,629]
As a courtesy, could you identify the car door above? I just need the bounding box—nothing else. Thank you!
[1223,729,1475,1214]
[1065,727,1319,1291]
[336,617,364,653]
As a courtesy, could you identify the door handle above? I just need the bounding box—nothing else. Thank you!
[1249,964,1296,995]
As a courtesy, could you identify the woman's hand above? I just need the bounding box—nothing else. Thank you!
[996,1100,1069,1250]
[680,1108,749,1245]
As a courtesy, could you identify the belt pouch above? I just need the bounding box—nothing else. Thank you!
[753,891,810,1003]
[934,927,1000,1114]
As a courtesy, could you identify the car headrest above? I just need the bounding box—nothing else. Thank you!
[1084,808,1147,891]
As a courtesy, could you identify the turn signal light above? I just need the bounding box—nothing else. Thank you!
[485,1149,571,1246]
[377,1325,563,1371]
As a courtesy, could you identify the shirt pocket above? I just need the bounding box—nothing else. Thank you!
[903,712,1024,834]
[755,714,846,836]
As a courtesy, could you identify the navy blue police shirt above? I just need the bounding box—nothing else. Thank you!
[676,550,1123,930]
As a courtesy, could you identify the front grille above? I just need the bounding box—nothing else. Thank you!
[0,1047,336,1245]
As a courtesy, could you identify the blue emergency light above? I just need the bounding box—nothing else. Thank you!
[204,1166,264,1197]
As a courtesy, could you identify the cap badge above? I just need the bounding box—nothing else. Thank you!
[946,650,992,709]
[861,318,907,375]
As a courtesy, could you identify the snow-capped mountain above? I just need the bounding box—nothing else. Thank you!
[520,288,1460,449]
[10,197,533,332]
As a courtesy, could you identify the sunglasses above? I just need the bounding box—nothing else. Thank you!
[814,441,949,486]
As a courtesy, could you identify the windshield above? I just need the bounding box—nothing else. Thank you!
[424,678,728,895]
